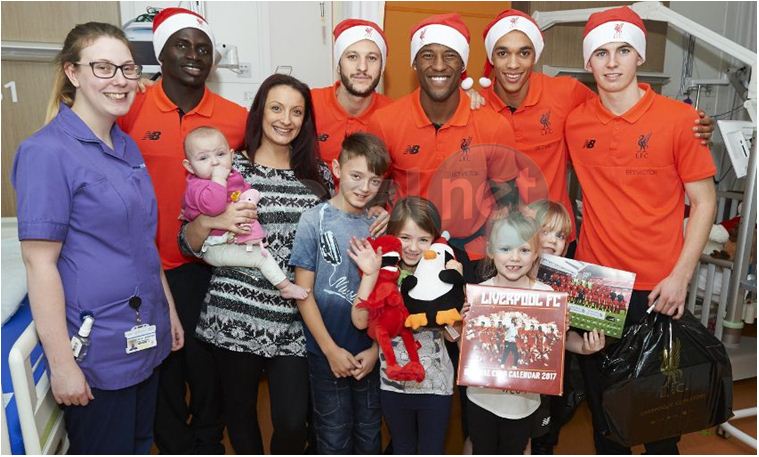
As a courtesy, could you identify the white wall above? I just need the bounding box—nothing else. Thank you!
[264,1,334,91]
[661,1,756,188]
[119,1,335,108]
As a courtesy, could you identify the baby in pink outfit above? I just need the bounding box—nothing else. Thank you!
[182,126,308,300]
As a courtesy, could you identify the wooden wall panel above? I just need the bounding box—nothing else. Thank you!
[383,1,511,99]
[1,1,121,43]
[1,62,57,217]
[1,2,120,216]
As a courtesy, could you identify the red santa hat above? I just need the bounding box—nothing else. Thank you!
[582,6,646,68]
[333,19,388,71]
[429,237,454,260]
[479,9,544,88]
[433,232,455,254]
[410,13,474,90]
[152,7,215,62]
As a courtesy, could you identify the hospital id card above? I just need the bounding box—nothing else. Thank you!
[125,324,157,354]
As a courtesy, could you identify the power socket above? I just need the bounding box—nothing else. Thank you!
[237,62,251,79]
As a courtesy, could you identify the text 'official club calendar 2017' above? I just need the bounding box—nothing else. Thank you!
[458,284,568,395]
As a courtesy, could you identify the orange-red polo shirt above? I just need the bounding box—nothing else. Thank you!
[369,88,518,260]
[118,82,248,271]
[311,82,393,168]
[484,72,595,242]
[565,84,716,289]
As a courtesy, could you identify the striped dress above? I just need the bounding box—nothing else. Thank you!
[190,153,333,357]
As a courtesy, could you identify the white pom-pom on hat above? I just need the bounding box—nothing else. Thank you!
[460,74,474,91]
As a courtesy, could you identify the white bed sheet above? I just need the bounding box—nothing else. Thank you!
[2,218,26,324]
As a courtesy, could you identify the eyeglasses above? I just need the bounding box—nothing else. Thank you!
[75,61,143,80]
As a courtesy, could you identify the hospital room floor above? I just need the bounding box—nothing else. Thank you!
[153,323,757,455]
[214,379,757,455]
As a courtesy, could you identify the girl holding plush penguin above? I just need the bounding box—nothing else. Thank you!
[350,196,462,454]
[461,211,606,454]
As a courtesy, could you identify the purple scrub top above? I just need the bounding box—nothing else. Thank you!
[12,104,170,390]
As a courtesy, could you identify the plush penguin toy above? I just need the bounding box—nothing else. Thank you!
[357,235,425,382]
[401,235,465,330]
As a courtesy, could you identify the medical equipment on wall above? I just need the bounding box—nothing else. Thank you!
[122,5,244,76]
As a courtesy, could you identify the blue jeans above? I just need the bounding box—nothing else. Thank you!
[307,354,381,454]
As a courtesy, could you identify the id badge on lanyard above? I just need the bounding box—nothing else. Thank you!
[124,296,157,354]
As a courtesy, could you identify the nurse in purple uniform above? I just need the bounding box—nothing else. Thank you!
[12,22,183,454]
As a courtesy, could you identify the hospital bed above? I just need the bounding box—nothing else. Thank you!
[2,218,68,454]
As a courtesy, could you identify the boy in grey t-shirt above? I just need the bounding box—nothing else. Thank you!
[290,132,390,454]
[290,202,373,358]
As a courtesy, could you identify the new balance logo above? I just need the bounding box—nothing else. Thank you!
[142,131,161,141]
[583,139,596,149]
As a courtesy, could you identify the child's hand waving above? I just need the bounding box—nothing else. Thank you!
[348,237,382,276]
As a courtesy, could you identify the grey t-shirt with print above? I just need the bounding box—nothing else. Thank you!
[290,202,374,357]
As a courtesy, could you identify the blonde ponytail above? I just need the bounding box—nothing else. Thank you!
[44,68,76,124]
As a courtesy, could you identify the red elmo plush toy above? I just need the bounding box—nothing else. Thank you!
[357,235,425,382]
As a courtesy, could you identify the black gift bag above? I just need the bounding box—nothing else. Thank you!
[600,310,733,447]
